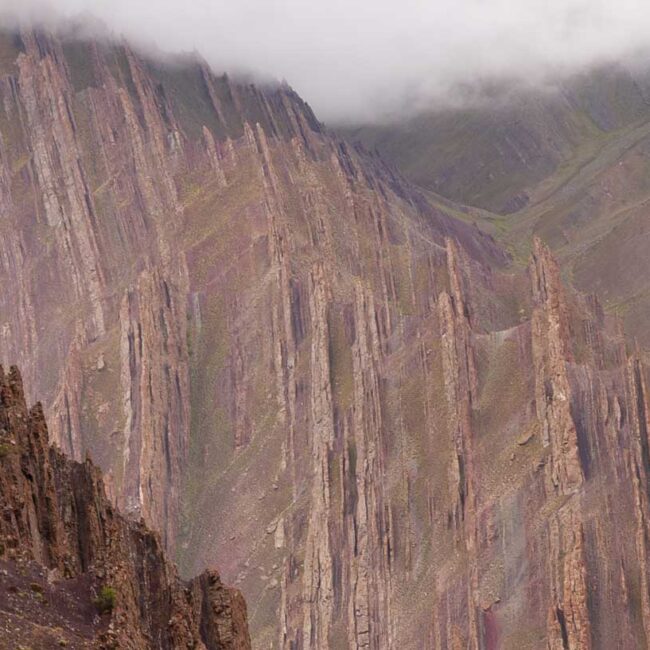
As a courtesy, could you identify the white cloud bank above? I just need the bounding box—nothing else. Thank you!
[3,0,650,122]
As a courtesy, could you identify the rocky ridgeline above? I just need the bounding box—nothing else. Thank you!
[0,365,251,649]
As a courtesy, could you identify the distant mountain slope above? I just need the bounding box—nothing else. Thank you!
[343,64,650,214]
[344,65,650,352]
[500,112,650,351]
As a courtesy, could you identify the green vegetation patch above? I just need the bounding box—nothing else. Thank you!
[0,442,17,458]
[0,31,22,77]
[93,585,116,614]
[62,41,100,92]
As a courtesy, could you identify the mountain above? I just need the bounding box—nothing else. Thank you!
[344,64,650,353]
[1,25,650,649]
[342,64,650,215]
[0,365,251,649]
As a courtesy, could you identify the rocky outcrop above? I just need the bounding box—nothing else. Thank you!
[0,364,251,649]
[530,239,591,647]
[530,237,584,494]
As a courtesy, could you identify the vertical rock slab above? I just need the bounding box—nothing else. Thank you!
[530,237,584,493]
[301,263,335,647]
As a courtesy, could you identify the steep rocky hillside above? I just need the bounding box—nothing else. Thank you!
[2,25,650,649]
[0,365,251,649]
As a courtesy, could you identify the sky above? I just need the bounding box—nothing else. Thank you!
[4,0,650,123]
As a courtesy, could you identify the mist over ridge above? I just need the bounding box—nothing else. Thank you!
[3,0,650,123]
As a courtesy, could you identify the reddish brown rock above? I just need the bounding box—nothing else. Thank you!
[1,25,650,650]
[530,237,584,494]
[0,365,251,649]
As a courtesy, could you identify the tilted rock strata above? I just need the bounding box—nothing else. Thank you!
[0,26,503,648]
[1,26,650,649]
[0,365,251,649]
[429,238,650,649]
[530,237,584,494]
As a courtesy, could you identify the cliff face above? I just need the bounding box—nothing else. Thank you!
[427,237,650,649]
[0,365,251,649]
[1,25,650,649]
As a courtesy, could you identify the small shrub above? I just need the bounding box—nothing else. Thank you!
[0,443,14,458]
[93,585,116,614]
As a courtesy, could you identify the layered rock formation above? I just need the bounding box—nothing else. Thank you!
[1,24,650,649]
[0,364,251,648]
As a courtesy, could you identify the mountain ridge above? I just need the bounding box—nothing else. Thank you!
[2,24,650,648]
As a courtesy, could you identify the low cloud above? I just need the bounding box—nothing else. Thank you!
[4,0,650,123]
